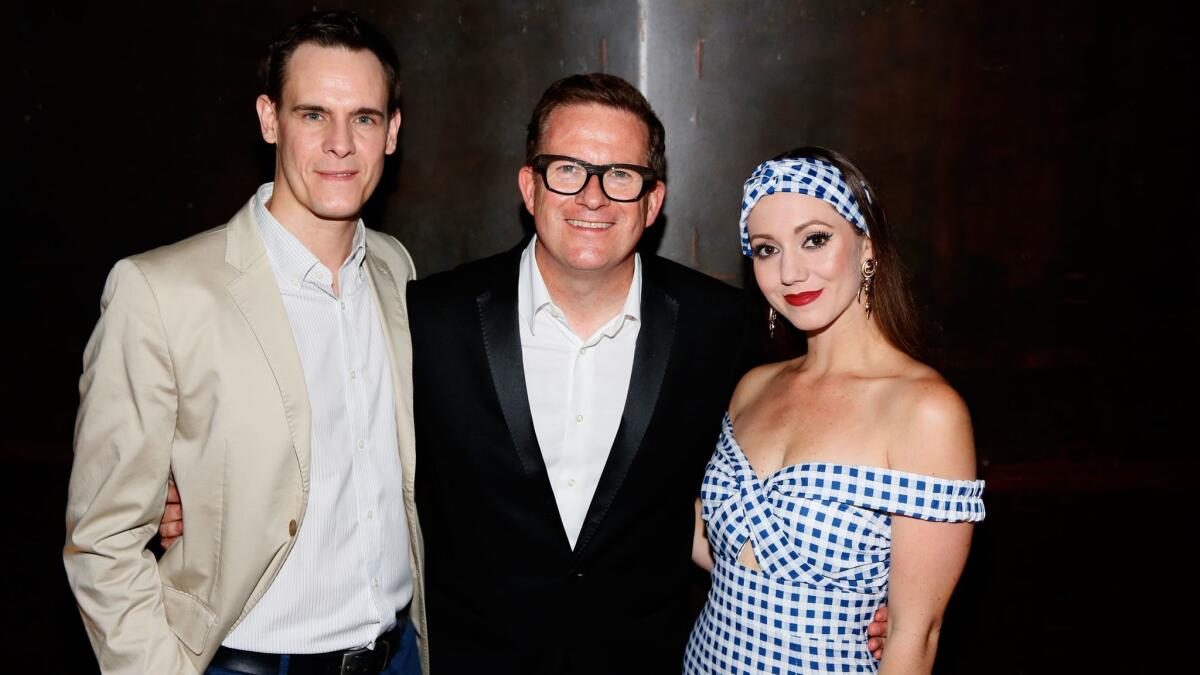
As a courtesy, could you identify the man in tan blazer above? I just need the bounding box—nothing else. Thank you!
[64,11,427,675]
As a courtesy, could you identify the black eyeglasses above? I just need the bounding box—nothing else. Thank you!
[529,154,659,202]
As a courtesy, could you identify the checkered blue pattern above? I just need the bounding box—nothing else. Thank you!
[684,414,985,673]
[739,157,869,257]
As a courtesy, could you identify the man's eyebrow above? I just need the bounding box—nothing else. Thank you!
[290,105,386,118]
[351,107,386,118]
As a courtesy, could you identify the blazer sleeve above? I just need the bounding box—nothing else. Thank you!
[64,259,197,675]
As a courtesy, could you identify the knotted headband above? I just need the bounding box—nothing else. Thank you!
[739,156,869,257]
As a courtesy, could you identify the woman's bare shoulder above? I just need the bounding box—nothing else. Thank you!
[728,359,796,419]
[883,365,977,480]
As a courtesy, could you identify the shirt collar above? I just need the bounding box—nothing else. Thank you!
[252,182,367,291]
[517,235,642,339]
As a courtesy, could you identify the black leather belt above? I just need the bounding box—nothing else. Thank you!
[209,609,408,675]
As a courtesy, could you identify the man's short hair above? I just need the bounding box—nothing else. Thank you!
[261,10,401,113]
[526,73,667,180]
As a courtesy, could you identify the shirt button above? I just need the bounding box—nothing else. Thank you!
[288,520,298,537]
[576,414,583,423]
[367,510,374,520]
[567,479,576,488]
[340,300,346,311]
[358,439,365,449]
[579,347,586,355]
[350,369,357,380]
[372,578,379,589]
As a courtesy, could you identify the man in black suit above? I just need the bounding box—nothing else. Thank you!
[408,74,751,673]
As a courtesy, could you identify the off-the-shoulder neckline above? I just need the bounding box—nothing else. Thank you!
[720,412,983,487]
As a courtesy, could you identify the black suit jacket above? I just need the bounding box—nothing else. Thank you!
[409,245,751,674]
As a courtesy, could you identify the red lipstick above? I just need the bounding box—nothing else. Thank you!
[784,290,822,306]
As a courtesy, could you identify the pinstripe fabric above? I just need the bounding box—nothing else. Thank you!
[222,183,412,652]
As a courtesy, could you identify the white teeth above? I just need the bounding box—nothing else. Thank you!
[567,219,613,229]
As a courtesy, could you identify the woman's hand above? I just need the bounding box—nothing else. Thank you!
[158,481,183,550]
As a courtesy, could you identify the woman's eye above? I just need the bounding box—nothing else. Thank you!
[752,244,779,258]
[802,232,833,248]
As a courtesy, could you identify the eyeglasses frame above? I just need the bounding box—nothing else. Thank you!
[529,154,659,202]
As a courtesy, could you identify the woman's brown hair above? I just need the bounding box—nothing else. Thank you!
[765,146,922,359]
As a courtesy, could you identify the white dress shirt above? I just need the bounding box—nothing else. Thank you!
[223,183,412,652]
[517,237,641,548]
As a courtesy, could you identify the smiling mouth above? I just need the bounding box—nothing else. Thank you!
[316,170,358,180]
[784,290,823,306]
[567,218,614,230]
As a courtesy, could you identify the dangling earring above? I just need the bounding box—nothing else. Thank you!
[767,307,777,339]
[858,258,877,319]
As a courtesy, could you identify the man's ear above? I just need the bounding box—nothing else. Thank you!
[518,166,538,216]
[385,110,402,155]
[642,180,667,229]
[256,95,278,144]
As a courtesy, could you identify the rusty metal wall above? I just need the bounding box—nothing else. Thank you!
[377,1,642,274]
[15,0,1196,531]
[371,0,1196,473]
[11,3,1194,670]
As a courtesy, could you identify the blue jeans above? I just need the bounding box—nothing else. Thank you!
[204,620,420,675]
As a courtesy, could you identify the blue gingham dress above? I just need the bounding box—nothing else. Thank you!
[684,414,985,674]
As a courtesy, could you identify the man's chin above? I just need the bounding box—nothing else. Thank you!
[311,202,366,223]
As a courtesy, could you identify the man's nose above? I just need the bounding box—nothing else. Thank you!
[574,173,610,209]
[324,120,355,158]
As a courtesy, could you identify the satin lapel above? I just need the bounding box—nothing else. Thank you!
[365,252,416,492]
[225,213,311,487]
[573,279,679,554]
[476,274,546,480]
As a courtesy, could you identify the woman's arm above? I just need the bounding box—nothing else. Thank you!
[692,497,714,572]
[878,517,973,674]
[878,380,977,675]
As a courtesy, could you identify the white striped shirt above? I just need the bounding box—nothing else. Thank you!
[223,183,412,652]
[518,237,641,548]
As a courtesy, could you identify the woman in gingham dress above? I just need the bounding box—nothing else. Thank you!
[685,147,985,674]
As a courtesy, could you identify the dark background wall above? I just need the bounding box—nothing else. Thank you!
[10,1,1196,672]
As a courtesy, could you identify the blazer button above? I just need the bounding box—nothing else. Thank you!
[288,520,298,537]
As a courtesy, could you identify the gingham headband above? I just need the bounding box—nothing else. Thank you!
[739,156,869,257]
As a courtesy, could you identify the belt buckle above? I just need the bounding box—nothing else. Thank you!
[339,641,389,675]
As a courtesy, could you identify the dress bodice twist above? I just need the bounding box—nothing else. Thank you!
[684,413,985,674]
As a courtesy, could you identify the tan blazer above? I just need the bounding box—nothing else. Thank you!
[64,199,428,675]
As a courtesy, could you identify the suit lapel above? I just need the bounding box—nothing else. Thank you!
[573,274,679,554]
[476,260,546,479]
[364,248,417,492]
[224,204,311,486]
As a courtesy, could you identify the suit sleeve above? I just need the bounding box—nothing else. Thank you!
[64,259,197,675]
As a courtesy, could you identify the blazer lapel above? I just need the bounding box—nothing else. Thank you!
[364,249,417,492]
[476,261,546,479]
[573,277,679,554]
[224,203,312,486]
